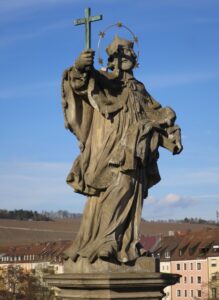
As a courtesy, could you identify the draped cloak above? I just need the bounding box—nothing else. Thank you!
[61,67,181,263]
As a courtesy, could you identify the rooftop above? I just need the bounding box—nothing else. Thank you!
[154,228,219,261]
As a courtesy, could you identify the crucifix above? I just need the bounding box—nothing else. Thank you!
[74,8,103,49]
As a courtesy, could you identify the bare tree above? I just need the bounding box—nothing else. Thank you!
[0,265,55,300]
[208,272,219,300]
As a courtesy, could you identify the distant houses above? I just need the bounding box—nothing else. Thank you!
[154,228,219,300]
[0,240,72,274]
[1,229,219,300]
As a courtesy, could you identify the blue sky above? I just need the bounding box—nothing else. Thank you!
[0,0,219,221]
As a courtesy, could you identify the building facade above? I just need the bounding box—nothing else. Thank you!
[0,240,71,274]
[155,228,219,300]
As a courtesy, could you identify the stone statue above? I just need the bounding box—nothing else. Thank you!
[61,35,182,267]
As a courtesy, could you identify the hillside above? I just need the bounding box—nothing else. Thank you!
[0,218,217,246]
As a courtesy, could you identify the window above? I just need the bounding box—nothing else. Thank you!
[211,259,217,267]
[184,276,187,284]
[191,290,194,297]
[212,275,217,281]
[213,245,219,253]
[190,262,193,270]
[212,288,217,299]
[184,263,187,270]
[189,247,194,256]
[179,249,183,256]
[164,251,170,258]
[197,290,202,298]
[197,262,201,270]
[177,263,180,270]
[177,290,181,297]
[184,290,187,297]
[191,276,193,284]
[197,276,201,284]
[199,247,210,255]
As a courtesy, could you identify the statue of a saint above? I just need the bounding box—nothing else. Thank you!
[62,35,182,265]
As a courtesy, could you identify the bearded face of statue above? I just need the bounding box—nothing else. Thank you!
[107,44,137,72]
[117,46,137,71]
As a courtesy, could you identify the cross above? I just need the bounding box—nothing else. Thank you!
[74,8,103,49]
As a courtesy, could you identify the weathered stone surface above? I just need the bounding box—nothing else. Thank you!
[64,256,157,274]
[62,35,183,265]
[45,272,180,299]
[46,17,183,299]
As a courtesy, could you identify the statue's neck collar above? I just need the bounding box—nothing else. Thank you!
[122,71,134,81]
[111,70,134,82]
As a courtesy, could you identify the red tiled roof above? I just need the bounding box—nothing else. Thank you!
[140,235,160,251]
[154,228,219,261]
[0,240,72,262]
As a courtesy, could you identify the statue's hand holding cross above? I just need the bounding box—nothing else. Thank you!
[74,8,102,72]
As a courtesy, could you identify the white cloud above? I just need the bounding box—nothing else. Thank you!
[144,196,157,205]
[0,161,218,218]
[142,192,198,220]
[158,193,195,208]
[143,191,219,219]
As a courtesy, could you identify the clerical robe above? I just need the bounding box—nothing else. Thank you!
[61,67,181,263]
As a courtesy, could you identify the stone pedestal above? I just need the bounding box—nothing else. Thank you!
[64,256,158,274]
[45,272,180,300]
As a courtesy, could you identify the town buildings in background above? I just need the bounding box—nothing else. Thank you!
[154,228,219,300]
[0,229,219,300]
[0,240,71,274]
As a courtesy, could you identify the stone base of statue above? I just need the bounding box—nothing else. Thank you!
[44,257,180,299]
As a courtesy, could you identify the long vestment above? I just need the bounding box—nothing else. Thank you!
[62,67,180,263]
